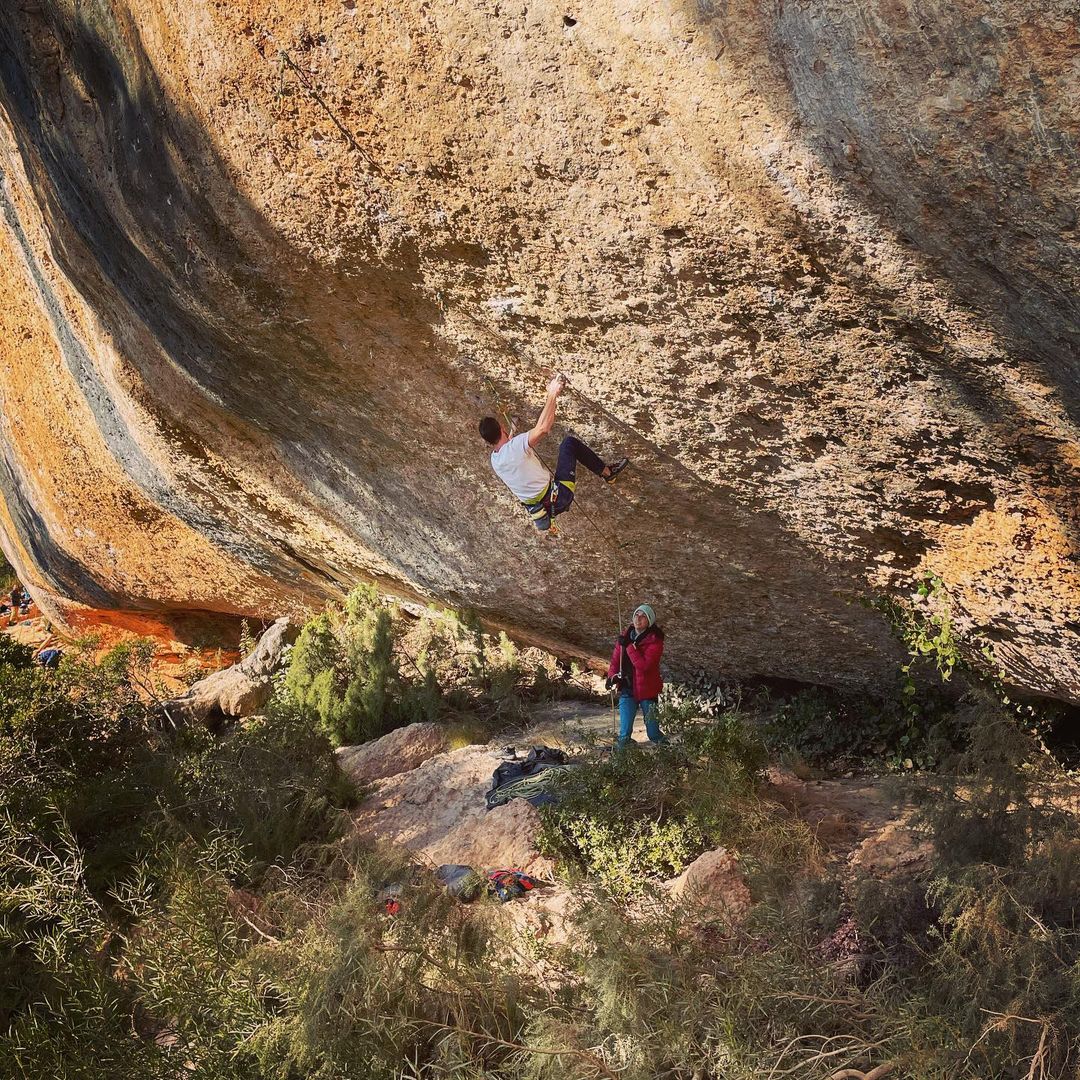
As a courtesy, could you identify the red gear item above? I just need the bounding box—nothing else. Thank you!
[606,629,664,701]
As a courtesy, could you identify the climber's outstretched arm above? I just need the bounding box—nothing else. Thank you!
[527,374,566,448]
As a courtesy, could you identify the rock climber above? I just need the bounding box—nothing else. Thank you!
[606,603,666,746]
[479,374,628,532]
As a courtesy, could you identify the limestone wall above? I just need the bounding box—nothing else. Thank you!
[1,1,1077,697]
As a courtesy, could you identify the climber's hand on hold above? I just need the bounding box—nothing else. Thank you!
[531,376,563,445]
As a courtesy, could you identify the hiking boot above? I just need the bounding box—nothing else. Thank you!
[604,457,630,483]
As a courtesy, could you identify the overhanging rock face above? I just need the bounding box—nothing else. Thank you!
[1,1,1077,698]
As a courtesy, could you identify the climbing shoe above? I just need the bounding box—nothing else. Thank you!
[604,457,630,483]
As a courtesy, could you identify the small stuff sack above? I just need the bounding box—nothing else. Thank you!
[487,869,540,903]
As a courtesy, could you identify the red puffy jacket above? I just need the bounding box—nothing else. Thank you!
[607,627,664,701]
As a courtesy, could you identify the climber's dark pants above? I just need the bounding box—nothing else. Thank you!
[523,435,606,530]
[553,434,606,513]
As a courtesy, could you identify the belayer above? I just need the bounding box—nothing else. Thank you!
[606,603,666,746]
[479,374,629,533]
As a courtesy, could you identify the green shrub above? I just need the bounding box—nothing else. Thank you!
[862,574,1063,772]
[538,711,790,897]
[6,577,1080,1079]
[155,712,354,876]
[891,692,1080,1075]
[281,591,578,749]
[0,637,149,792]
[0,627,356,1077]
[762,685,966,773]
[409,607,559,725]
[283,586,438,746]
[0,817,165,1079]
[545,812,714,893]
[112,836,270,1078]
[4,672,1077,1079]
[767,575,1060,774]
[0,638,165,890]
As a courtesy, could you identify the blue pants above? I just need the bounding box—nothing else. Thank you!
[551,435,606,516]
[618,694,662,744]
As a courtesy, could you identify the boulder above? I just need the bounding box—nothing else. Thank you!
[352,743,554,877]
[666,847,751,926]
[162,618,293,726]
[336,722,449,786]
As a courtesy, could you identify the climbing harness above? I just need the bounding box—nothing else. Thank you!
[521,480,557,529]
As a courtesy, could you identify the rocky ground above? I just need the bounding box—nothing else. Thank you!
[339,704,926,947]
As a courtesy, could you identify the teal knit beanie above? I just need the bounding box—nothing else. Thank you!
[634,604,656,627]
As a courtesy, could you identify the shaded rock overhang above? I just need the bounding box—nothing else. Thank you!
[0,0,1077,700]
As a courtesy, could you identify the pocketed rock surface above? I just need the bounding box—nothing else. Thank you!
[1,2,1078,700]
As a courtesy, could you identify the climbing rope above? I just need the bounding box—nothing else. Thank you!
[475,361,626,752]
[450,298,689,480]
[256,30,633,693]
[459,313,634,679]
[258,25,684,477]
[271,43,383,174]
[479,369,626,643]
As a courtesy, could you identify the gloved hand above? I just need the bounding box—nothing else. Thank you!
[605,675,622,691]
[618,632,630,647]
